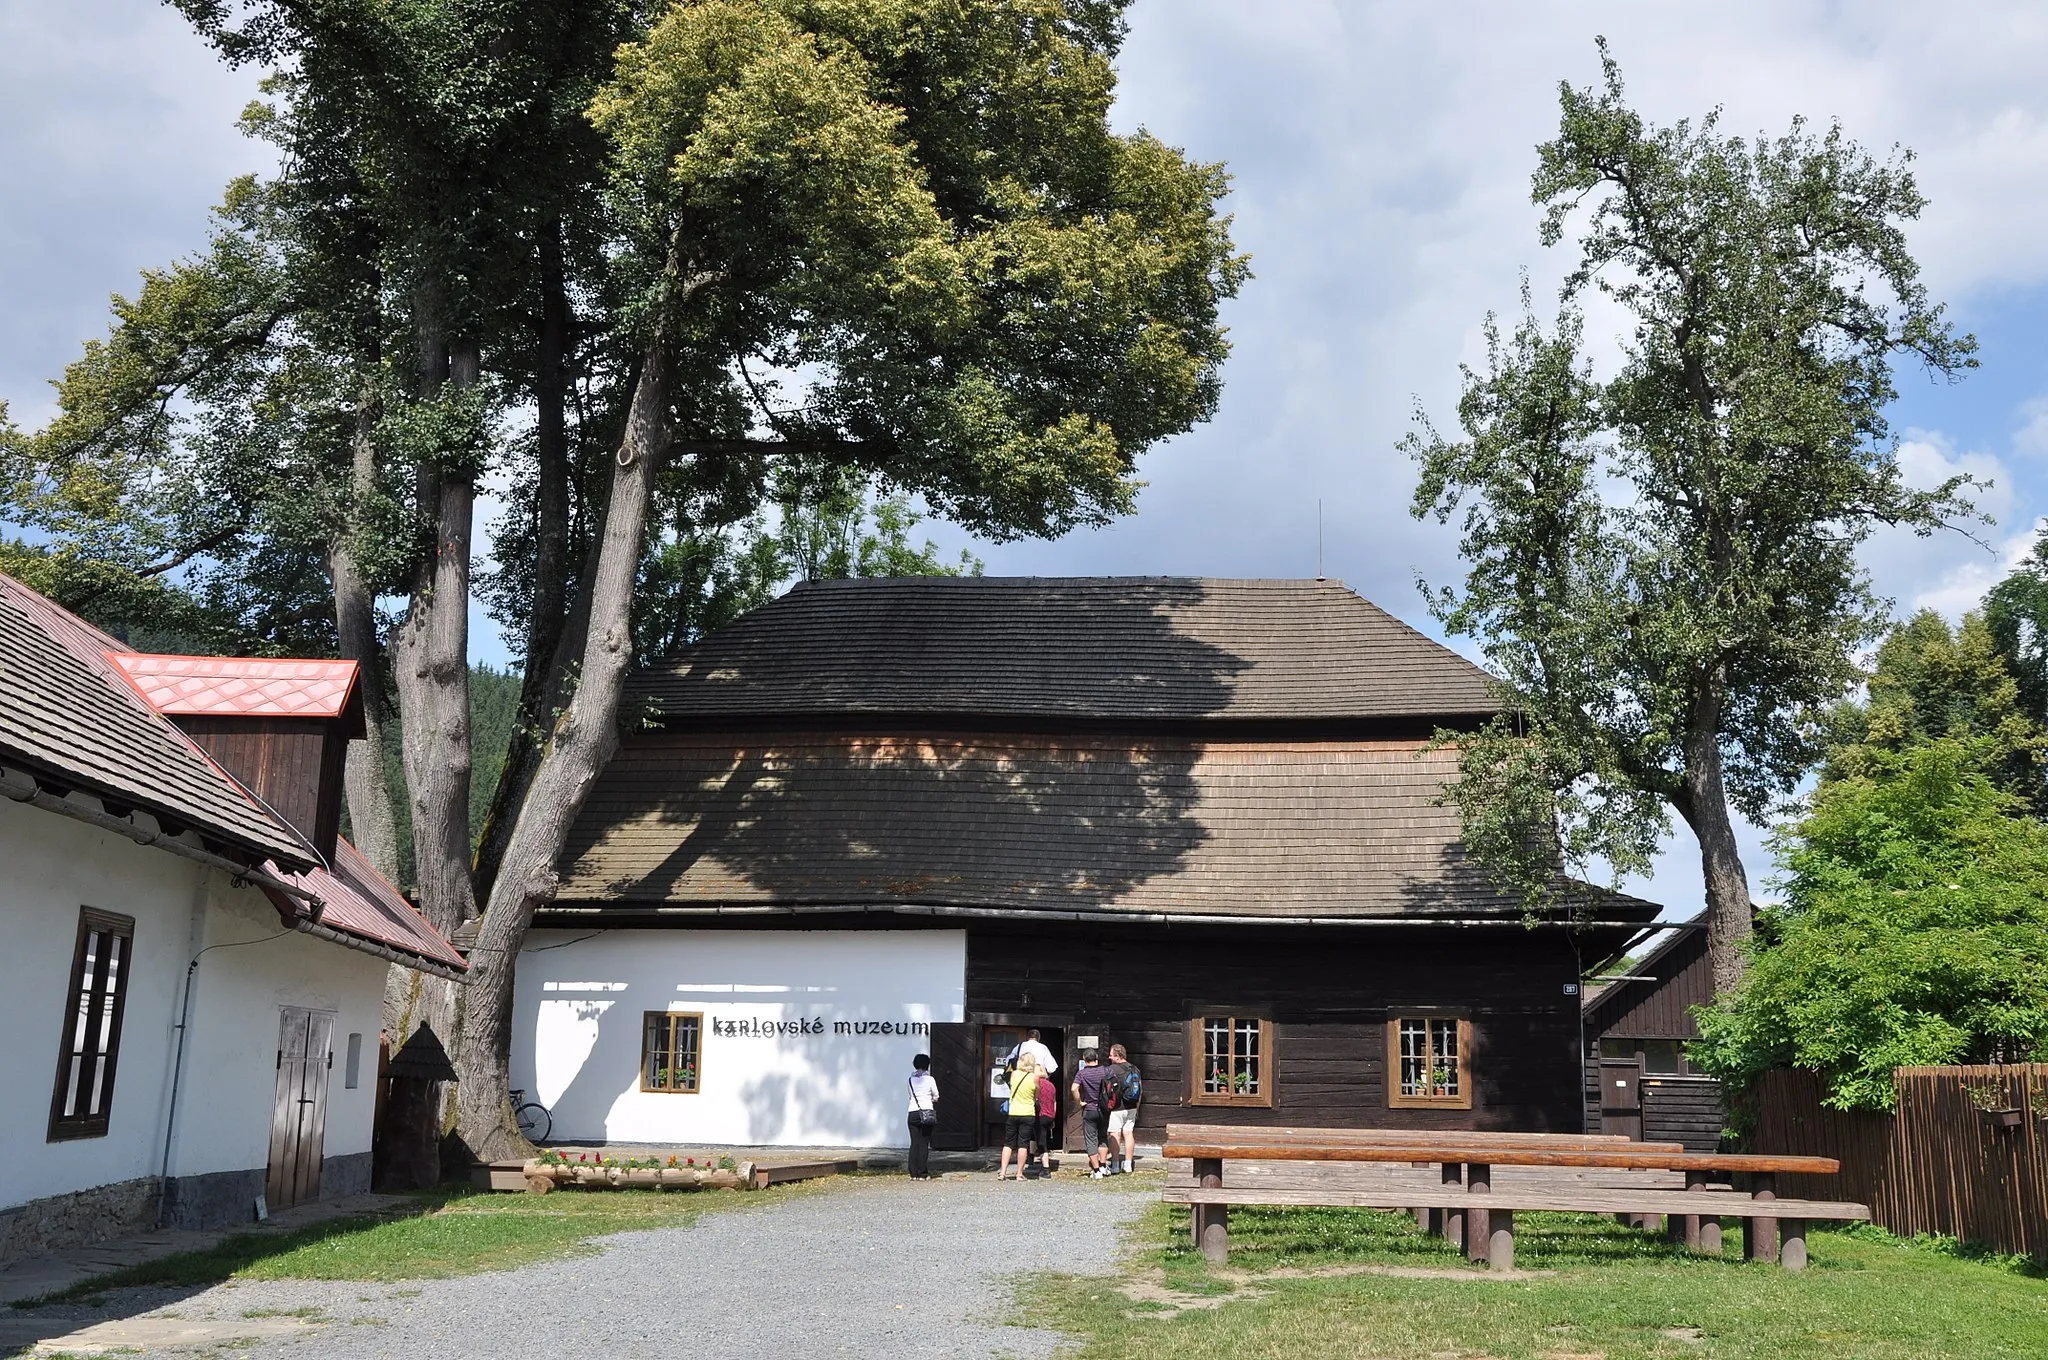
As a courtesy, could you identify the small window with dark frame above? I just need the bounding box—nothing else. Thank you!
[1189,1015,1274,1108]
[1388,1015,1472,1110]
[49,908,136,1141]
[641,1012,702,1093]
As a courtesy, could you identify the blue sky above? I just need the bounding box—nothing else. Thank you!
[7,1,2048,919]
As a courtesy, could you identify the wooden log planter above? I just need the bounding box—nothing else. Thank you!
[521,1160,757,1194]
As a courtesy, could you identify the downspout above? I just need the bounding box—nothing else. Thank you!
[155,871,289,1229]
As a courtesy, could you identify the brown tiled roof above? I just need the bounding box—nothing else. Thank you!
[264,838,466,974]
[557,731,1649,923]
[0,574,313,866]
[630,577,1500,723]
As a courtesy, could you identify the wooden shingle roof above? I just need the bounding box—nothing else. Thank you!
[0,574,313,866]
[556,731,1650,924]
[631,576,1501,723]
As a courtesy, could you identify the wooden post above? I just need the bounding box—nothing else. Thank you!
[1681,1170,1705,1252]
[1194,1157,1228,1265]
[1743,1173,1779,1264]
[1441,1162,1465,1250]
[1465,1162,1490,1263]
[1487,1209,1515,1271]
[1780,1218,1808,1271]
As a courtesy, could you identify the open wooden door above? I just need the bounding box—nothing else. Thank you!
[267,1008,335,1210]
[929,1022,977,1151]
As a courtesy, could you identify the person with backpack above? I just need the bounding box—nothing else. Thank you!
[1033,1065,1059,1176]
[905,1052,938,1180]
[1102,1043,1141,1175]
[1071,1048,1111,1176]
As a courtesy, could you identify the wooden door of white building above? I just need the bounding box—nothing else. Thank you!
[267,1007,334,1211]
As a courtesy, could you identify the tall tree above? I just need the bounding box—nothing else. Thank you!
[457,0,1243,1159]
[1407,44,1979,992]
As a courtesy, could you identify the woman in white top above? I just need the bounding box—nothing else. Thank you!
[906,1053,939,1179]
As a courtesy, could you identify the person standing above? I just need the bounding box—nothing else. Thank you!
[1011,1028,1059,1076]
[1033,1065,1059,1176]
[906,1053,939,1180]
[1105,1044,1141,1174]
[997,1056,1041,1181]
[1071,1048,1111,1177]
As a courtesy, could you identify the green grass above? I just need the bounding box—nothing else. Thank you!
[1027,1203,2048,1360]
[20,1180,844,1306]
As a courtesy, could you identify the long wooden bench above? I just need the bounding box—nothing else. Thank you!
[1161,1136,1869,1271]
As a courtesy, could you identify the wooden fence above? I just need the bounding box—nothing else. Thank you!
[1749,1064,2048,1258]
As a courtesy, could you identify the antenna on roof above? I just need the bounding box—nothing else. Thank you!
[1316,499,1325,582]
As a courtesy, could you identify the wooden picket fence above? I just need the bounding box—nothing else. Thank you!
[1748,1065,2048,1258]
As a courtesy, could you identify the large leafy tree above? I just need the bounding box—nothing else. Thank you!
[458,0,1242,1157]
[1691,739,2048,1110]
[1983,534,2048,736]
[1407,45,1979,993]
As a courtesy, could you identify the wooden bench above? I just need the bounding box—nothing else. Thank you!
[1161,1137,1869,1271]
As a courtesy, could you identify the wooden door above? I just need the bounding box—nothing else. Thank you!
[929,1022,978,1151]
[1598,1057,1644,1142]
[267,1008,335,1210]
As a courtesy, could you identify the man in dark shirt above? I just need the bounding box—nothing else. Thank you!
[1070,1048,1111,1177]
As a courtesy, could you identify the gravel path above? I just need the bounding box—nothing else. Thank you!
[63,1174,1151,1359]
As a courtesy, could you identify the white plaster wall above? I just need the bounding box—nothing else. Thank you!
[0,794,391,1212]
[167,875,388,1182]
[0,796,200,1209]
[511,930,965,1148]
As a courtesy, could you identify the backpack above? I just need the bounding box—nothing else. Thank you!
[1108,1061,1141,1108]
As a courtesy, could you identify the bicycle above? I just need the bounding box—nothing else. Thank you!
[511,1089,552,1143]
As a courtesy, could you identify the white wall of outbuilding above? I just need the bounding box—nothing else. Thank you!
[0,794,386,1216]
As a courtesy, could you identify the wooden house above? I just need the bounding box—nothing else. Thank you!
[1582,915,1725,1151]
[511,576,1657,1152]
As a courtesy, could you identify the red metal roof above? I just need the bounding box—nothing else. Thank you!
[109,653,362,722]
[264,838,468,973]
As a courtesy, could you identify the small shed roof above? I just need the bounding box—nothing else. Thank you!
[630,576,1502,724]
[1583,914,1713,1040]
[110,653,365,733]
[264,838,467,976]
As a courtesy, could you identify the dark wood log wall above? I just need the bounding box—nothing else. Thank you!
[174,716,347,860]
[951,921,1589,1142]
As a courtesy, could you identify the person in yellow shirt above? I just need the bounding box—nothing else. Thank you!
[997,1056,1042,1181]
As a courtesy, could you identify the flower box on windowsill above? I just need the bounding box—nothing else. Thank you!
[1977,1108,2025,1130]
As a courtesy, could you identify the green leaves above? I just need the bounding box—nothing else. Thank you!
[1409,47,1979,929]
[1692,740,2048,1109]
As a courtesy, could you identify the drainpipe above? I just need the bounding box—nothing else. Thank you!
[155,873,289,1229]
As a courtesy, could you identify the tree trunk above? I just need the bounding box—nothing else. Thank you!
[455,325,676,1161]
[1676,712,1753,996]
[474,223,575,902]
[331,405,401,884]
[391,328,478,1061]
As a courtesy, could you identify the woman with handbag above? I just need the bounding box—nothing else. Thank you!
[906,1053,939,1179]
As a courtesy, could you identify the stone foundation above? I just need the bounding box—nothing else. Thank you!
[158,1168,266,1232]
[0,1177,158,1265]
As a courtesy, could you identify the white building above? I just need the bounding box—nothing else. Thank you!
[0,575,464,1261]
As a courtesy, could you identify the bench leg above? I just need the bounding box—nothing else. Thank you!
[1780,1219,1807,1272]
[1441,1162,1464,1249]
[1488,1210,1515,1271]
[1465,1163,1490,1264]
[1699,1217,1723,1256]
[1665,1213,1687,1244]
[1194,1158,1228,1265]
[1681,1170,1706,1253]
[1743,1174,1779,1264]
